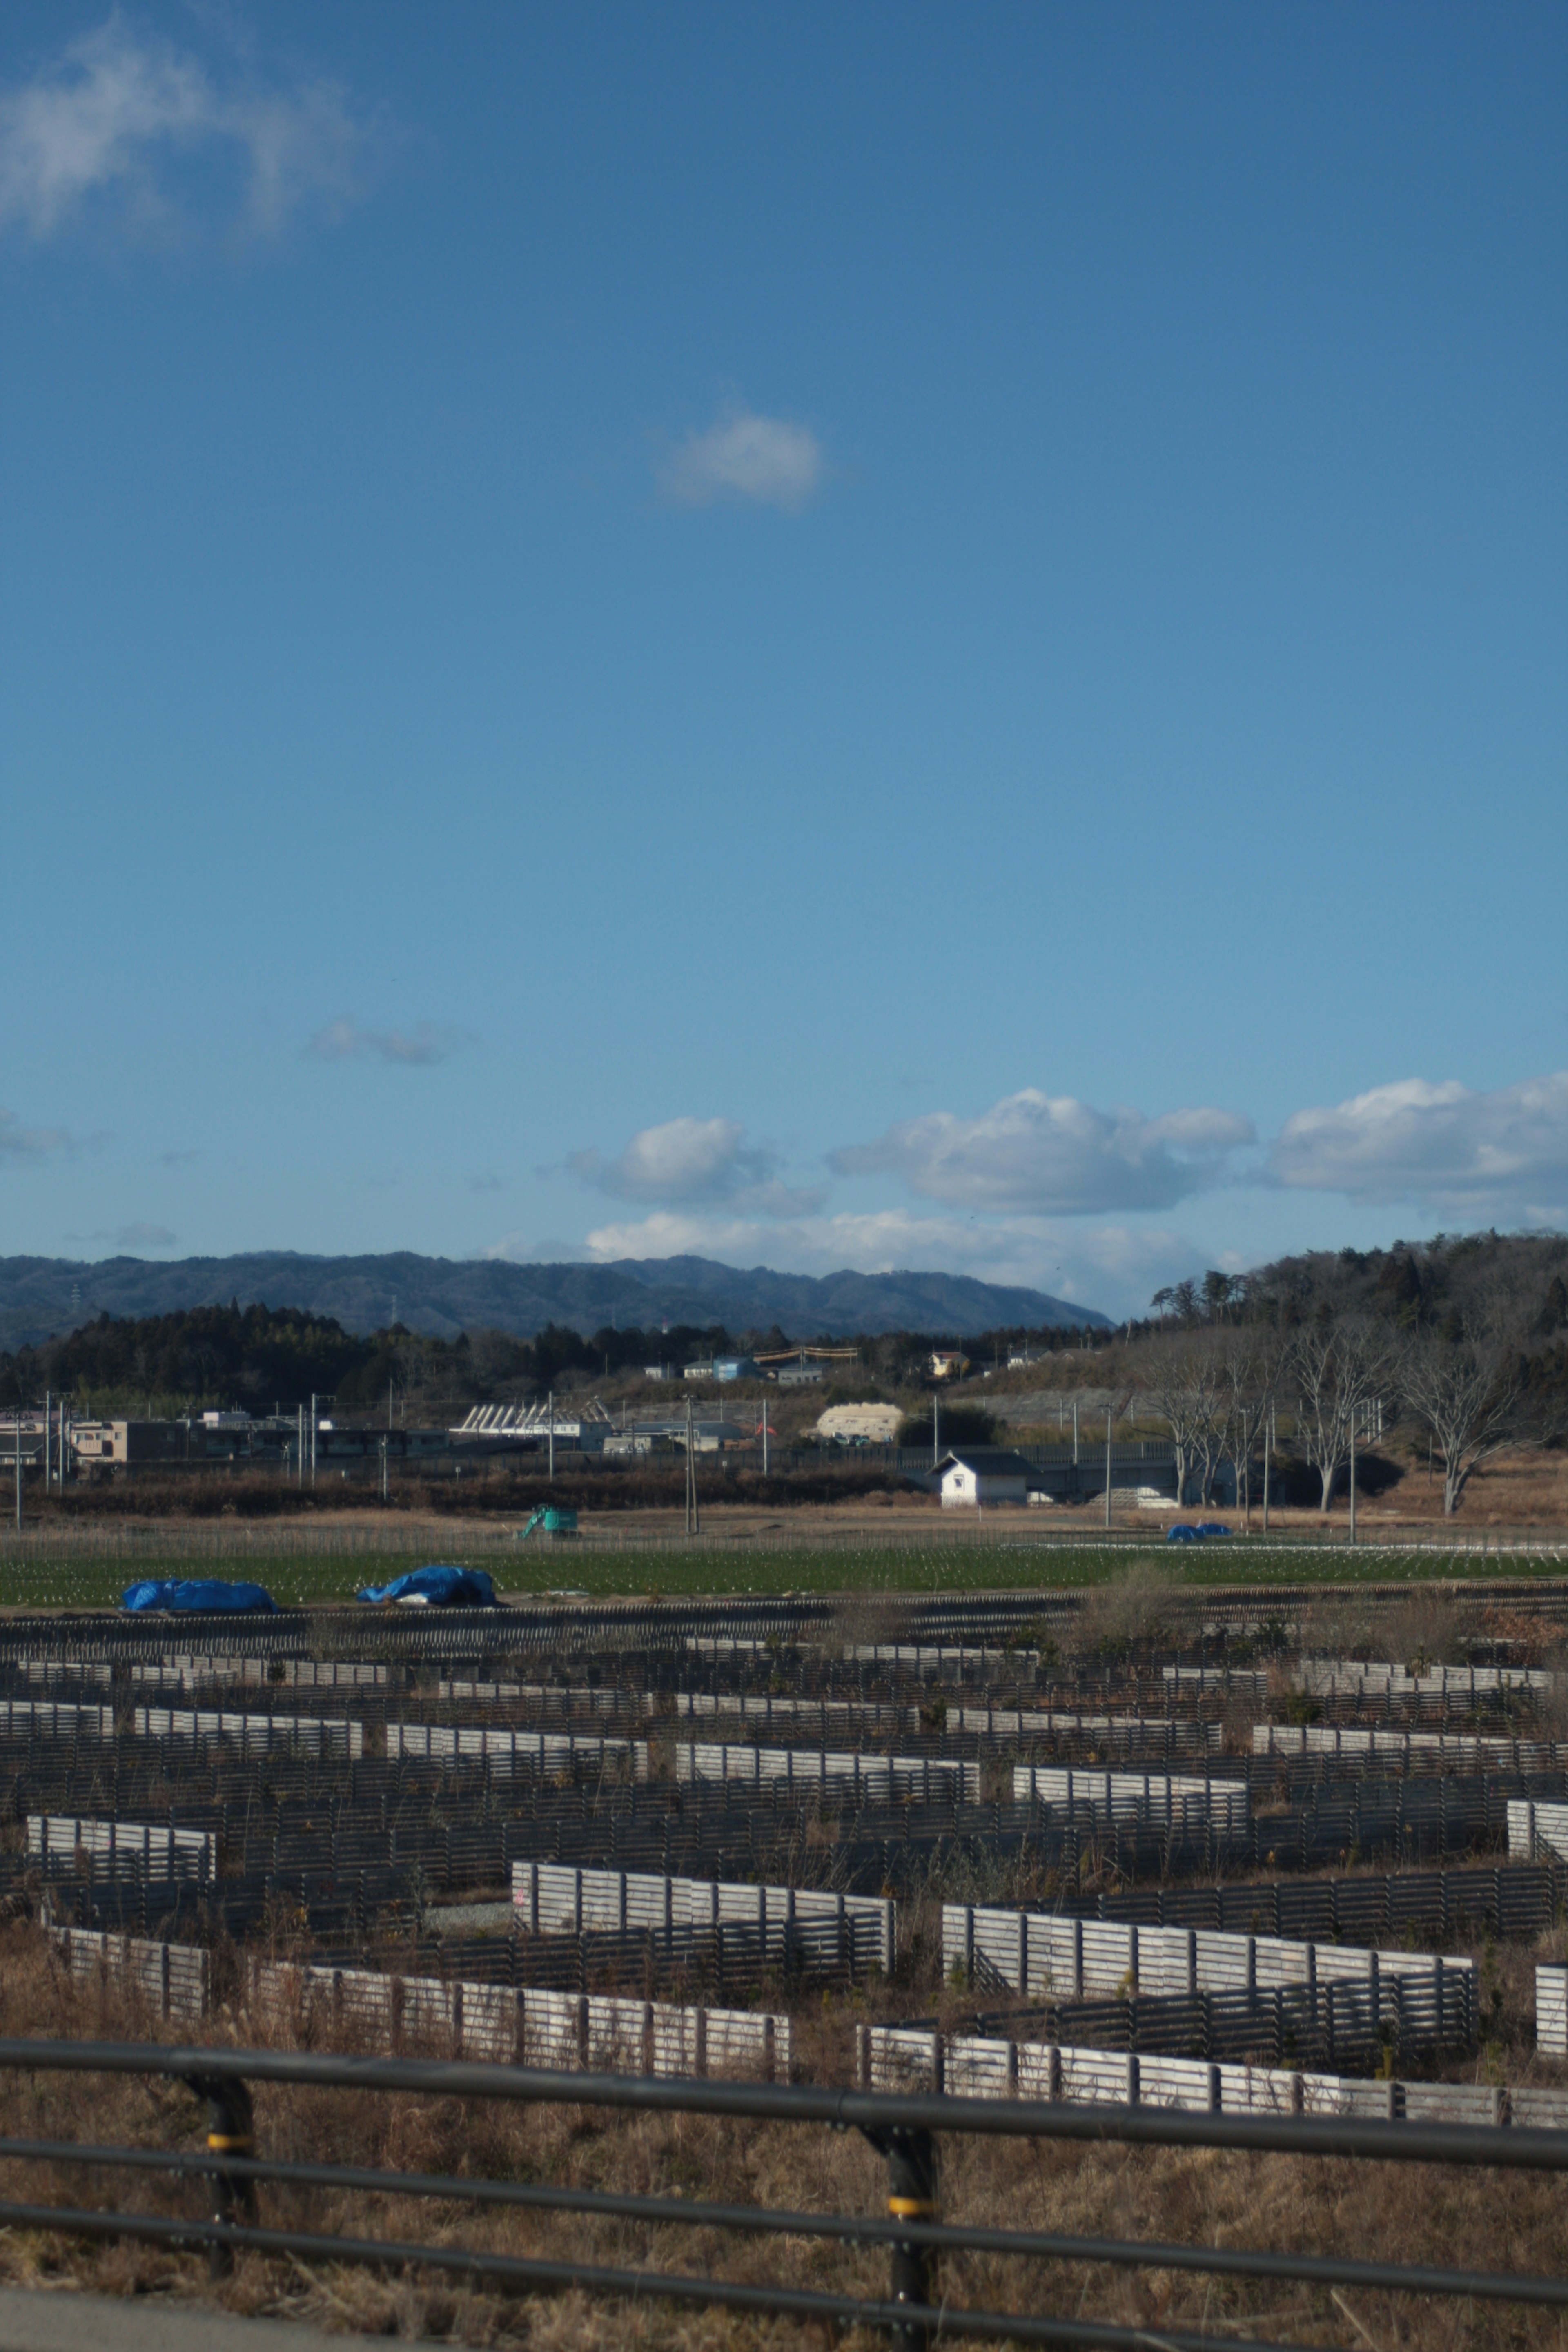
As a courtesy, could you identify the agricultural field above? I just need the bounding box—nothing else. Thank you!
[0,1516,1564,1612]
[2,1564,1568,2340]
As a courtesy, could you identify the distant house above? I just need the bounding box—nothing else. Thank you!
[930,1351,968,1380]
[712,1358,761,1382]
[934,1446,1038,1508]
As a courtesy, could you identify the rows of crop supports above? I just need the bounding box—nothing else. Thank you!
[2,1583,1565,2102]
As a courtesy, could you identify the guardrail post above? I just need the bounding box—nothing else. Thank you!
[875,2125,938,2352]
[199,2075,255,2280]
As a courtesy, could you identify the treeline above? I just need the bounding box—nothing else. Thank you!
[0,1299,1111,1420]
[0,1303,742,1417]
[1127,1232,1568,1519]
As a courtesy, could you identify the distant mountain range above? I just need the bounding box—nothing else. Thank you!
[0,1252,1109,1352]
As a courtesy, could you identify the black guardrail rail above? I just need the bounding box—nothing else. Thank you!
[0,2035,1565,2348]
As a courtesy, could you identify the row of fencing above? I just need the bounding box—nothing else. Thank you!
[29,1816,216,1884]
[388,1724,648,1775]
[14,1657,390,1691]
[45,1927,792,2077]
[673,1742,981,1803]
[512,1860,897,1974]
[943,1900,1473,2016]
[16,1699,1568,1803]
[1257,1723,1568,1770]
[862,2024,1568,2125]
[1297,1658,1554,1697]
[0,1700,364,1756]
[20,1771,1554,1907]
[1510,1799,1568,1862]
[1015,1765,1250,1834]
[1062,1854,1568,1947]
[388,1725,982,1803]
[32,1923,1538,2096]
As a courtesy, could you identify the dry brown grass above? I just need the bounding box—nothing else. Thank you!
[0,1925,1565,2344]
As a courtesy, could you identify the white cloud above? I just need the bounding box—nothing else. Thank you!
[0,16,377,240]
[832,1089,1255,1216]
[577,1205,1194,1316]
[660,405,824,510]
[1271,1071,1568,1215]
[305,1018,465,1067]
[572,1116,823,1216]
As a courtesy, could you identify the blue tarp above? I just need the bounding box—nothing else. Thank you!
[121,1577,278,1614]
[356,1564,498,1608]
[1165,1525,1202,1544]
[1195,1521,1232,1538]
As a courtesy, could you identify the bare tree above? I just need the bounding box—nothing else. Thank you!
[1215,1328,1289,1528]
[1290,1318,1392,1515]
[1139,1338,1223,1510]
[1399,1314,1527,1517]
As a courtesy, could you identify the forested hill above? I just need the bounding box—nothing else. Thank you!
[0,1250,1108,1354]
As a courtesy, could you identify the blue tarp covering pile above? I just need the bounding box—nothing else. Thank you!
[356,1564,498,1608]
[121,1578,278,1614]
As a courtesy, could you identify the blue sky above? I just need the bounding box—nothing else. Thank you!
[0,2,1564,1319]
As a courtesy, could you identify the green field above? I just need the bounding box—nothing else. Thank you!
[0,1532,1561,1612]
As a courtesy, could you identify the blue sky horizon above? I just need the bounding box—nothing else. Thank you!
[1,3,1564,1323]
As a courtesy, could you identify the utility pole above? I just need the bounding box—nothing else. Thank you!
[1348,1408,1357,1547]
[1262,1409,1271,1534]
[296,1404,304,1491]
[684,1394,696,1535]
[761,1398,770,1478]
[43,1393,49,1497]
[1072,1398,1079,1466]
[932,1392,940,1473]
[548,1391,555,1482]
[1104,1404,1113,1530]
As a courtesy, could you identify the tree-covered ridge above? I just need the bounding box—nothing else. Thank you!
[0,1301,740,1417]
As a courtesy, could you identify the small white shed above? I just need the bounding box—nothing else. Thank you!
[935,1447,1036,1508]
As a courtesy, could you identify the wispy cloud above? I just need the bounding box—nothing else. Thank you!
[0,1108,81,1161]
[833,1089,1255,1216]
[158,1147,200,1167]
[660,404,824,511]
[65,1221,177,1251]
[1271,1071,1568,1216]
[0,15,382,241]
[305,1018,466,1067]
[571,1116,822,1217]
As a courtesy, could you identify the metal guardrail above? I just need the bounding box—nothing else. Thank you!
[0,2039,1564,2348]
